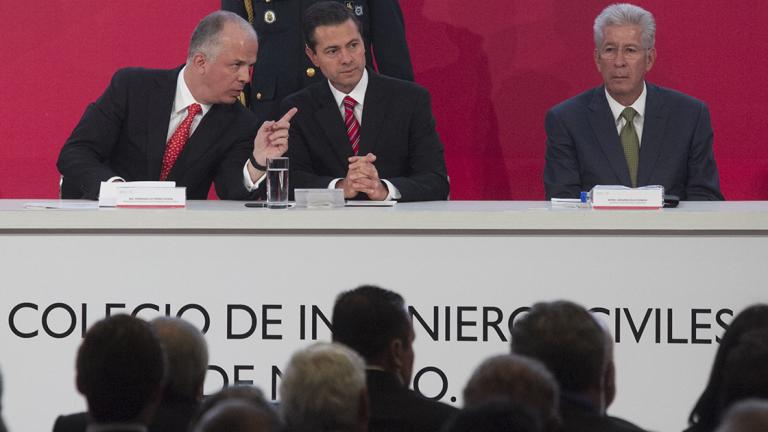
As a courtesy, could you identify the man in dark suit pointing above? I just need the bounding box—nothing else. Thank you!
[283,1,449,202]
[58,11,297,200]
[543,3,723,201]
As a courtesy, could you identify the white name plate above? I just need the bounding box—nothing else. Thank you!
[294,188,345,208]
[99,181,177,207]
[115,186,186,208]
[590,185,663,209]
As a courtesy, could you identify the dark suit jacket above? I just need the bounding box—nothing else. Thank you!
[544,84,724,201]
[52,399,199,432]
[57,67,263,200]
[366,370,457,432]
[282,72,449,202]
[221,0,414,121]
[559,394,648,432]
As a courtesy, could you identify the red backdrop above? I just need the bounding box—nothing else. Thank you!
[2,1,766,199]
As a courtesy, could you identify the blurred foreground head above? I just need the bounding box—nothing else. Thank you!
[76,314,165,424]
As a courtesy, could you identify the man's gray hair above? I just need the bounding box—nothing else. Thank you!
[280,342,366,432]
[593,3,656,49]
[187,10,257,61]
[151,317,209,401]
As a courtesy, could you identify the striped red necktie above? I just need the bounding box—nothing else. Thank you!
[160,103,202,181]
[343,96,360,155]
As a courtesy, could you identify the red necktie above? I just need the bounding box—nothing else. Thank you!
[160,103,202,181]
[343,96,360,155]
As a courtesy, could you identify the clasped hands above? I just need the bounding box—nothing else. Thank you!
[337,153,389,201]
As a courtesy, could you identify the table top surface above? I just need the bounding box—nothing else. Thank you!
[0,200,766,232]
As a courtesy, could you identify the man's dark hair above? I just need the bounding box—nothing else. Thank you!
[688,304,768,429]
[442,399,542,432]
[302,1,363,52]
[76,314,166,423]
[332,285,411,362]
[510,301,606,393]
[717,329,768,416]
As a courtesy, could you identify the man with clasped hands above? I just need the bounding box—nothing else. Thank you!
[282,1,449,202]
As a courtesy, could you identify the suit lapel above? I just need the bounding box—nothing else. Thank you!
[587,88,632,186]
[312,83,354,168]
[359,72,389,156]
[146,68,178,179]
[637,84,669,186]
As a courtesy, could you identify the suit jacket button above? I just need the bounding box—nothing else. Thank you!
[256,92,263,100]
[306,67,316,78]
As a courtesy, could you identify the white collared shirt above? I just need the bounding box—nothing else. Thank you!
[167,66,212,142]
[328,68,369,124]
[326,70,400,200]
[605,82,647,146]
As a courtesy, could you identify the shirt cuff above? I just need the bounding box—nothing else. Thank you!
[243,161,266,192]
[328,178,343,189]
[381,179,401,201]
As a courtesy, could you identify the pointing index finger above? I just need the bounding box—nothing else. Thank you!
[279,107,298,123]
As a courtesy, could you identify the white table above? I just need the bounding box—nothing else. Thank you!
[2,200,766,432]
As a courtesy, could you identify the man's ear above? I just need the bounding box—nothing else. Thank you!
[191,52,207,73]
[594,48,602,72]
[75,373,84,395]
[645,47,657,72]
[305,45,320,67]
[604,359,616,409]
[389,338,404,369]
[195,373,205,401]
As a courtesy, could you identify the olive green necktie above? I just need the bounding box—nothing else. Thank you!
[620,107,640,187]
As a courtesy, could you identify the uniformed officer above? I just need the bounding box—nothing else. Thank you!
[222,0,414,121]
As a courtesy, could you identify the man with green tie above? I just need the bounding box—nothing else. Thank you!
[543,3,724,201]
